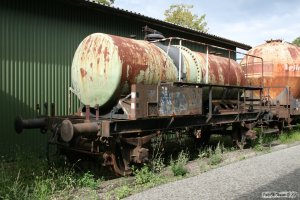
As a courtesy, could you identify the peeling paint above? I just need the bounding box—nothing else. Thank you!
[80,68,87,78]
[241,40,300,98]
[72,33,246,108]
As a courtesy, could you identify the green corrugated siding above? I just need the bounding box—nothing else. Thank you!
[0,0,143,156]
[0,0,237,156]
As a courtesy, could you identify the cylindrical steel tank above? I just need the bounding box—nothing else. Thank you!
[72,33,178,109]
[241,40,300,99]
[72,33,245,108]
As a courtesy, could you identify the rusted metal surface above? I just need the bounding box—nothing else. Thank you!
[158,84,202,116]
[241,40,300,99]
[72,33,178,108]
[196,52,246,86]
[72,33,246,109]
[129,83,202,119]
[60,119,99,142]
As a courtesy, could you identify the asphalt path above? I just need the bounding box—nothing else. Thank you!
[126,145,300,200]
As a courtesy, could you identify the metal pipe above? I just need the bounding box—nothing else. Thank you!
[14,116,47,134]
[245,55,248,85]
[206,45,209,84]
[237,89,240,121]
[228,50,231,85]
[68,87,71,114]
[261,58,264,87]
[60,119,99,142]
[179,39,182,81]
[152,37,262,65]
[209,86,212,118]
[86,105,90,121]
[96,104,99,120]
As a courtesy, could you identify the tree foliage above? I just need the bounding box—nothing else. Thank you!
[164,4,208,33]
[292,37,300,47]
[96,0,115,6]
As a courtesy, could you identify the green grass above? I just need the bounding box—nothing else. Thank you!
[0,152,102,200]
[114,185,134,200]
[4,130,300,200]
[250,130,300,152]
[279,131,300,144]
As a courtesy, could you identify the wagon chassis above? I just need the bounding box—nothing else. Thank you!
[16,82,266,175]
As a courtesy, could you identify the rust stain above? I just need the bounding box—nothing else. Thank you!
[197,52,244,86]
[84,36,92,50]
[109,35,151,84]
[241,40,300,98]
[103,47,110,62]
[288,47,298,60]
[80,68,87,78]
[97,45,102,55]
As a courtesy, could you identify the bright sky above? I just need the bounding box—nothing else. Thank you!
[114,0,300,47]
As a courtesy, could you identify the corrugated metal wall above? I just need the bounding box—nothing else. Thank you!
[0,0,236,157]
[0,0,143,156]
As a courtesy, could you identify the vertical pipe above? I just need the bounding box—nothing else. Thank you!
[245,55,248,85]
[287,87,290,116]
[237,89,240,121]
[243,89,246,112]
[260,89,263,113]
[206,45,209,84]
[209,86,212,118]
[86,105,90,121]
[261,58,264,87]
[178,39,182,82]
[268,88,270,109]
[228,50,231,85]
[96,104,99,120]
[68,87,71,114]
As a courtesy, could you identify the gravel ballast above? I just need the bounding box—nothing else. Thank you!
[125,145,300,200]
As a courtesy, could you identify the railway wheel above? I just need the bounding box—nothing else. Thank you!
[105,142,132,176]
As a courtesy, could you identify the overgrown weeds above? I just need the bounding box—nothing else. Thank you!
[253,133,264,151]
[279,131,300,143]
[208,143,223,165]
[110,150,190,199]
[199,143,223,166]
[134,165,161,186]
[170,151,189,176]
[0,152,102,200]
[109,162,164,199]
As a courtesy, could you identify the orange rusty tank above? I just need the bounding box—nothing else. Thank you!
[241,40,300,99]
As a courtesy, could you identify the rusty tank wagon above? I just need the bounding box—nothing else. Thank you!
[16,29,266,176]
[241,40,300,125]
[72,33,246,110]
